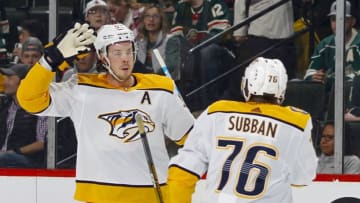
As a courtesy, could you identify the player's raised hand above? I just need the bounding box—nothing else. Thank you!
[44,22,96,71]
[57,23,96,58]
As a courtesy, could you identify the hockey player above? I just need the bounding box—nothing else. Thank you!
[16,22,194,203]
[167,57,318,203]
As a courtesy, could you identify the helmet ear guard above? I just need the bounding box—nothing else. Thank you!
[241,57,288,103]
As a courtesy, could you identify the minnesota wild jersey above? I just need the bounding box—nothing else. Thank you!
[305,29,360,81]
[171,0,231,45]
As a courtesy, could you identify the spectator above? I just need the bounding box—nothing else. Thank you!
[137,4,181,80]
[17,19,46,44]
[84,0,111,31]
[168,57,317,203]
[317,121,360,174]
[17,23,194,202]
[11,19,46,63]
[61,50,98,81]
[106,0,144,37]
[304,1,360,88]
[346,75,360,121]
[0,64,47,168]
[170,0,235,110]
[233,0,295,78]
[60,0,108,81]
[19,37,43,66]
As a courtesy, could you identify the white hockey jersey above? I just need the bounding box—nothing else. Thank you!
[168,100,318,203]
[17,63,195,203]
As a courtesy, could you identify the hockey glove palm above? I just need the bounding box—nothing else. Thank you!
[44,22,96,71]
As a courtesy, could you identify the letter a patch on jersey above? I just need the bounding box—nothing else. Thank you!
[141,91,151,105]
[98,109,155,142]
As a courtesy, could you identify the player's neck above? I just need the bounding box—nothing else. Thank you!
[108,74,135,88]
[249,96,278,104]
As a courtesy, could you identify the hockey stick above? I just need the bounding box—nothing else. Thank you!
[135,114,164,203]
[153,49,183,99]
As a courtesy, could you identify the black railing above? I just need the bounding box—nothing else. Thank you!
[186,27,311,98]
[189,0,290,53]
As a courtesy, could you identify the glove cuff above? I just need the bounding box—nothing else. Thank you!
[39,56,53,71]
[43,45,65,71]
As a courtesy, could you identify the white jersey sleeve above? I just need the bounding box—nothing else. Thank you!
[169,108,211,177]
[290,119,318,185]
[32,74,79,118]
[163,89,194,142]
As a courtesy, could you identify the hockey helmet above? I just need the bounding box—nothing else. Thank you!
[241,57,288,103]
[93,23,136,57]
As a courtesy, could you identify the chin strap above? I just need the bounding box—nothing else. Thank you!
[102,54,137,84]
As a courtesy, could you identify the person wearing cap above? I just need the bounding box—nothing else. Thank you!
[0,64,47,168]
[11,19,46,63]
[304,0,360,85]
[61,50,99,82]
[17,19,46,45]
[19,36,44,66]
[84,0,111,31]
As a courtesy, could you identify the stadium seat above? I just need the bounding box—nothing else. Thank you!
[282,80,327,120]
[345,121,360,157]
[282,80,327,153]
[325,81,353,121]
[56,117,77,168]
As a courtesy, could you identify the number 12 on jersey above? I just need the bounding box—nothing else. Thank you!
[215,137,279,199]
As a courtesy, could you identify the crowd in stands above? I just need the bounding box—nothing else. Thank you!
[0,0,359,174]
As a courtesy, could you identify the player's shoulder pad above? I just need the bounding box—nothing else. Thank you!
[208,100,311,130]
[133,73,175,93]
[77,73,175,93]
[77,73,110,88]
[275,105,311,130]
[207,100,241,114]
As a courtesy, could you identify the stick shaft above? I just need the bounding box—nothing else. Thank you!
[153,49,182,97]
[135,115,164,203]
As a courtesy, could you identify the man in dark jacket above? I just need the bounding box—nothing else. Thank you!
[0,64,47,168]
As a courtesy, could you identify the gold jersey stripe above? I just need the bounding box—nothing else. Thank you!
[17,63,54,113]
[74,181,169,203]
[208,100,310,131]
[168,165,199,203]
[78,73,175,93]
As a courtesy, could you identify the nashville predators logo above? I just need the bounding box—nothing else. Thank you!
[98,109,155,142]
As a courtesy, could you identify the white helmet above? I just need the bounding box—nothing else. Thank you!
[93,23,137,82]
[241,57,288,103]
[93,23,136,57]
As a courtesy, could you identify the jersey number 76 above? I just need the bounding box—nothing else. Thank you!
[216,137,279,199]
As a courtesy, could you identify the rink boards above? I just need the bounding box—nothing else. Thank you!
[0,169,359,203]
